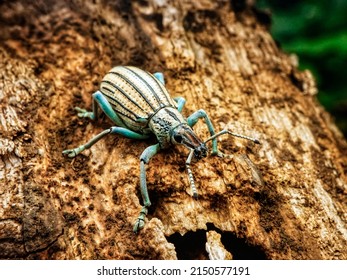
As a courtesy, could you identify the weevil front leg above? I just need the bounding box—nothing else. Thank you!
[133,143,161,233]
[62,127,149,157]
[186,110,261,155]
[187,109,218,154]
[186,149,198,198]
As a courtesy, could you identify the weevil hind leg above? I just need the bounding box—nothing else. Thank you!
[76,91,128,126]
[73,90,126,127]
[133,143,161,233]
[92,91,127,127]
[74,91,101,121]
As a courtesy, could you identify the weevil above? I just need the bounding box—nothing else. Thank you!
[63,66,260,233]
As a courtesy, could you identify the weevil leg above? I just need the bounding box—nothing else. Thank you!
[92,91,126,127]
[75,93,99,121]
[133,143,161,233]
[74,91,125,127]
[62,126,149,158]
[186,149,198,198]
[153,74,187,112]
[187,109,218,154]
[152,73,187,113]
[174,97,186,113]
[153,72,165,85]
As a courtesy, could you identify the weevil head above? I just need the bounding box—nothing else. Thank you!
[171,124,208,160]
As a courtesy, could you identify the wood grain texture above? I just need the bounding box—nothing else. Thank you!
[0,0,346,259]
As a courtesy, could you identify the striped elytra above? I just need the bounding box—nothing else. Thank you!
[100,66,178,133]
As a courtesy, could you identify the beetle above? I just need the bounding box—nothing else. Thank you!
[63,66,260,233]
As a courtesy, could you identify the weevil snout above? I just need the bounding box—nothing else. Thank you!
[193,142,208,160]
[171,124,207,159]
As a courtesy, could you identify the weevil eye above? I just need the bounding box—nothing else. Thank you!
[173,134,183,143]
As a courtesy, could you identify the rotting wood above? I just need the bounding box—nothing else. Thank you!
[0,0,346,259]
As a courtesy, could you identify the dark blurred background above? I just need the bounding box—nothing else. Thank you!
[256,0,347,138]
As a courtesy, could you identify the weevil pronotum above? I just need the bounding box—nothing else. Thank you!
[63,66,260,233]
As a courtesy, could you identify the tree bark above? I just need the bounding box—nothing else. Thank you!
[0,0,346,260]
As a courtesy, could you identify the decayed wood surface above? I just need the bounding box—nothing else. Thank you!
[0,0,346,259]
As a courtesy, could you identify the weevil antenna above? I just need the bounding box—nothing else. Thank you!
[204,129,260,145]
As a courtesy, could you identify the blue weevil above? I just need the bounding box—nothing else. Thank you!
[63,66,260,233]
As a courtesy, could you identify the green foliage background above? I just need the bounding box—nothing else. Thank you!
[256,0,347,137]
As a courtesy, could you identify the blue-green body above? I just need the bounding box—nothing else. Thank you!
[63,66,260,233]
